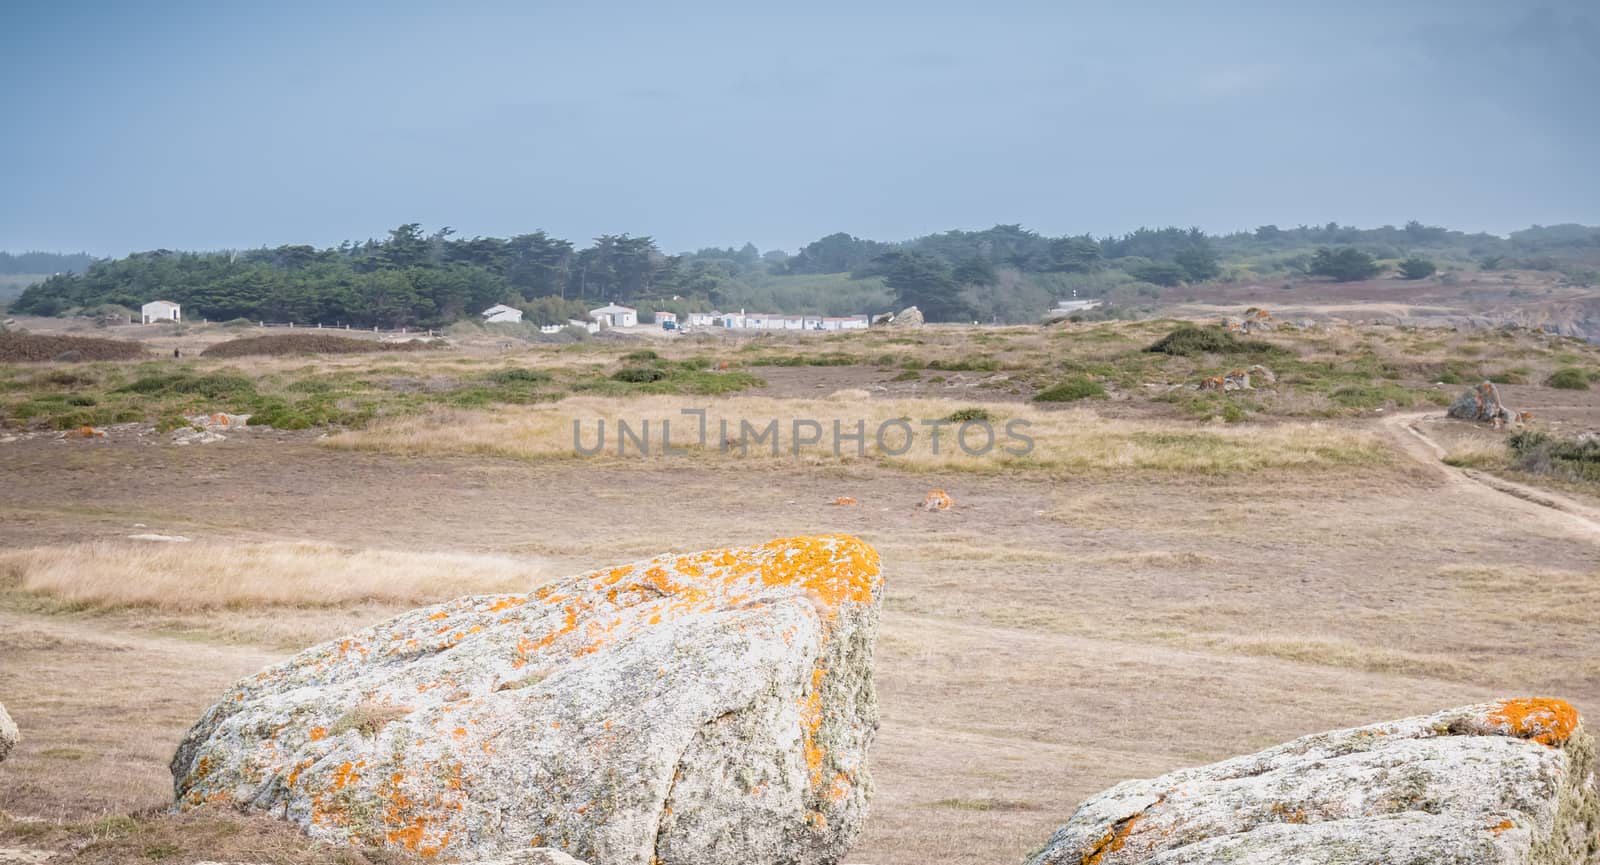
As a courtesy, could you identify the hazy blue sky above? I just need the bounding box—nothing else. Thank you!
[2,0,1595,255]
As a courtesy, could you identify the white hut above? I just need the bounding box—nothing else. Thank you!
[141,300,181,324]
[589,303,638,328]
[481,304,523,324]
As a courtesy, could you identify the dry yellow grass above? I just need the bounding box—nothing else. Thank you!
[0,541,547,611]
[326,394,1387,474]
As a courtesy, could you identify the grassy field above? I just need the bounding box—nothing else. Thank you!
[327,394,1386,473]
[4,318,1596,434]
[1,319,1599,864]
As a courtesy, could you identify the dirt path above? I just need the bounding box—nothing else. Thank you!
[1380,411,1600,541]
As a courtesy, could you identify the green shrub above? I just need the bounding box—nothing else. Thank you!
[487,367,551,384]
[752,353,856,367]
[1145,325,1281,357]
[1546,368,1591,390]
[891,370,921,382]
[611,367,667,384]
[1034,377,1106,402]
[117,375,174,394]
[1509,430,1600,482]
[926,356,999,372]
[65,394,98,406]
[621,349,660,362]
[117,373,256,399]
[945,407,994,422]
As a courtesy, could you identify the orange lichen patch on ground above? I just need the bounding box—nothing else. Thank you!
[1486,698,1580,747]
[485,596,526,612]
[1489,818,1516,835]
[309,727,328,741]
[833,496,858,506]
[1269,802,1308,824]
[427,611,450,621]
[922,490,953,511]
[1081,813,1142,865]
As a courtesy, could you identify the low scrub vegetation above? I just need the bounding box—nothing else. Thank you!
[1509,431,1600,483]
[5,319,1598,433]
[1033,376,1106,403]
[200,333,438,358]
[328,394,1387,475]
[1545,367,1591,390]
[1145,325,1283,357]
[0,349,764,430]
[0,332,148,362]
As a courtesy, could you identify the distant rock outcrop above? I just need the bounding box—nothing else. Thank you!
[1027,699,1596,865]
[0,701,16,763]
[172,536,884,865]
[874,306,925,328]
[1449,380,1519,426]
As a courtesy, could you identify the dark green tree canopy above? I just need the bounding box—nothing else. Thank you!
[874,250,971,322]
[1397,257,1437,280]
[1309,246,1383,282]
[11,219,1599,327]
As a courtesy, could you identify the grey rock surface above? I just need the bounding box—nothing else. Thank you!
[172,535,883,865]
[0,701,16,764]
[1449,380,1518,424]
[1028,699,1595,865]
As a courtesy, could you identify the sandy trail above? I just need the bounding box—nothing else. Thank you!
[1380,411,1600,542]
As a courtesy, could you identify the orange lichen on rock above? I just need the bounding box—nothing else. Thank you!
[1488,818,1515,835]
[922,490,953,511]
[833,496,858,506]
[1081,813,1142,865]
[1485,698,1579,747]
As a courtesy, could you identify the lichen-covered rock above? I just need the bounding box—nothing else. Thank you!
[1028,699,1597,865]
[172,535,883,864]
[475,849,590,865]
[1449,380,1518,425]
[0,701,17,763]
[1247,364,1276,385]
[885,306,924,328]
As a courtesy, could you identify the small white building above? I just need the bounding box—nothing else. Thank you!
[654,311,678,326]
[589,302,638,328]
[481,303,523,324]
[821,315,870,331]
[687,312,718,328]
[141,299,181,324]
[539,318,601,335]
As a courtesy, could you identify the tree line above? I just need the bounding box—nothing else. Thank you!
[10,221,1599,326]
[0,251,96,275]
